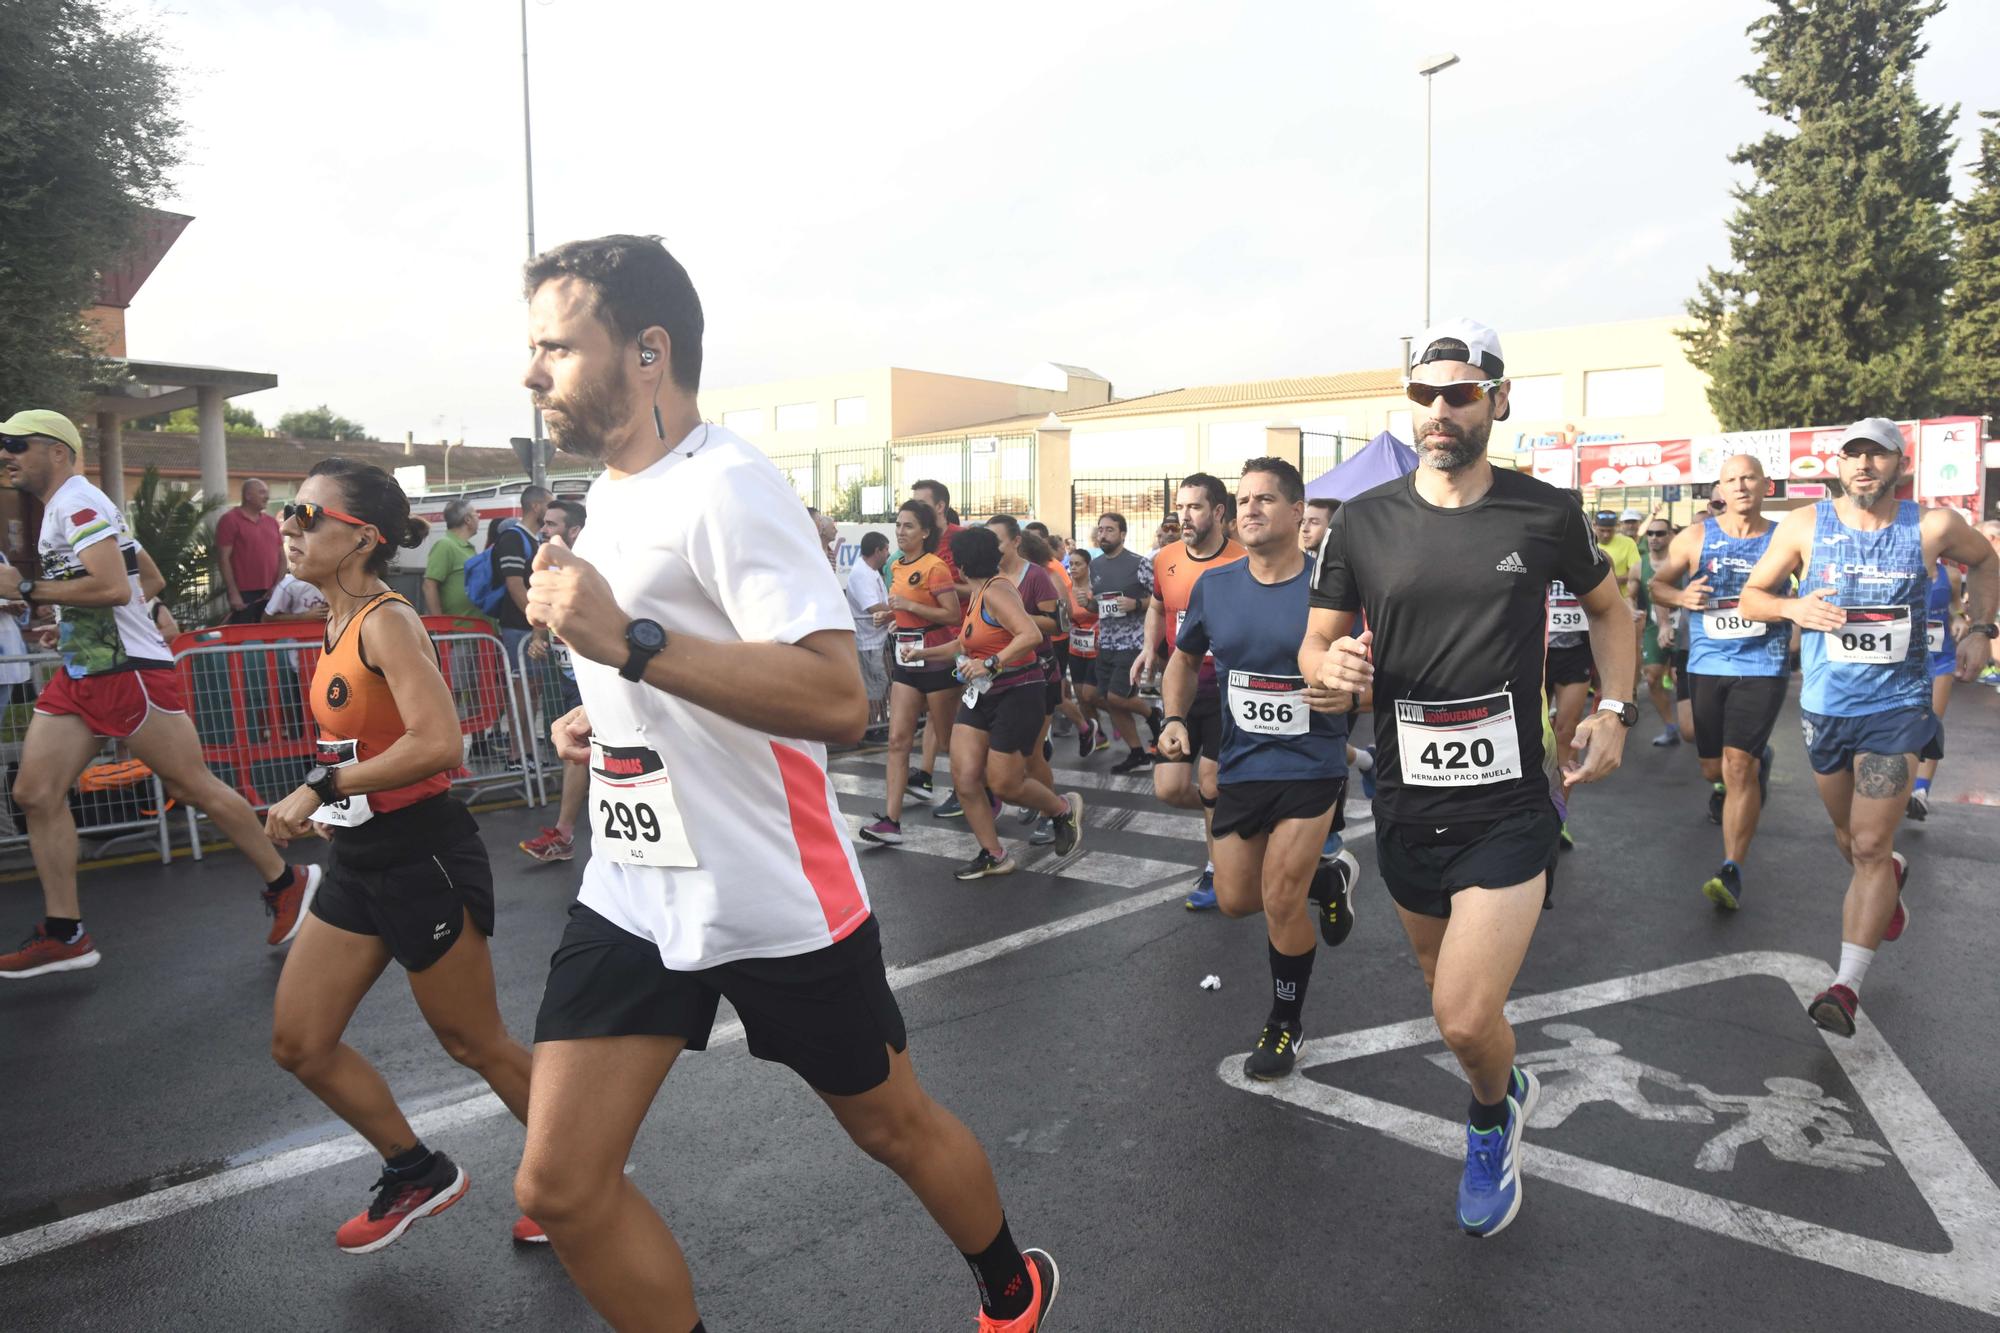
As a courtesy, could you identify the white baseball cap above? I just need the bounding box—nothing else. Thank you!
[1839,417,1906,454]
[1411,318,1508,420]
[1620,508,1644,522]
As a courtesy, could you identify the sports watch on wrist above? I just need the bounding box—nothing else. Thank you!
[14,578,34,604]
[620,618,668,681]
[1596,699,1639,728]
[984,655,1001,675]
[304,765,343,805]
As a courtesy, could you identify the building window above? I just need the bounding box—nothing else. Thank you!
[776,402,819,432]
[722,408,763,436]
[1504,374,1563,422]
[1584,367,1665,418]
[834,396,868,427]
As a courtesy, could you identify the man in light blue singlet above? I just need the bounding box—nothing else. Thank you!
[1906,558,1961,821]
[1740,419,1997,1038]
[1649,454,1787,911]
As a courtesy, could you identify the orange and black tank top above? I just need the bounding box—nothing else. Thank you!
[311,591,451,815]
[959,578,1039,679]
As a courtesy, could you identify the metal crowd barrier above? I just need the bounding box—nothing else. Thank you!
[0,651,175,864]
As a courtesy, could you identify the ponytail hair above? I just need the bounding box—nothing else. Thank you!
[306,457,430,574]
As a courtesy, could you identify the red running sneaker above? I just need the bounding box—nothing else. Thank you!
[265,865,321,947]
[0,924,101,980]
[511,1214,549,1244]
[1882,851,1910,942]
[335,1153,469,1254]
[978,1248,1059,1332]
[519,827,575,862]
[1808,984,1859,1038]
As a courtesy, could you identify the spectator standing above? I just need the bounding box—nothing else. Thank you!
[422,499,491,624]
[846,531,892,734]
[491,487,550,764]
[217,478,284,624]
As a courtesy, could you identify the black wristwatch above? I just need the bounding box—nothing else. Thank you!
[304,765,343,804]
[620,618,669,681]
[1597,700,1640,728]
[983,655,1001,675]
[14,578,33,604]
[1969,622,1999,640]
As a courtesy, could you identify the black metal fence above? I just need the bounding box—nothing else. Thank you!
[1069,477,1179,548]
[762,435,1039,525]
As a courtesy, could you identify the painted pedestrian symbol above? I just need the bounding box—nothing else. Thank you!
[1689,1077,1893,1175]
[1429,1022,1712,1128]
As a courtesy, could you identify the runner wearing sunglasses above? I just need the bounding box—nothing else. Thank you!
[1738,418,1997,1037]
[262,457,543,1251]
[1304,319,1635,1238]
[0,410,320,980]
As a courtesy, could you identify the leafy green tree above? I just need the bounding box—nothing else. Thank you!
[1683,0,1956,429]
[0,0,183,414]
[277,405,368,441]
[131,404,262,433]
[125,465,221,619]
[829,469,887,522]
[1944,111,2000,419]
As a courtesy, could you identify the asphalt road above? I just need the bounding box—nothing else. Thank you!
[3,683,1998,1332]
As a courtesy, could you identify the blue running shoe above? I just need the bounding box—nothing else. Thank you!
[1184,867,1218,911]
[1458,1066,1539,1239]
[1360,746,1377,801]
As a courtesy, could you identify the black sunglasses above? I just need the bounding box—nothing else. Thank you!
[281,501,369,531]
[1,436,56,454]
[1405,378,1505,410]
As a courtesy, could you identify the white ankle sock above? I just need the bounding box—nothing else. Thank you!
[1351,747,1374,771]
[1835,943,1875,992]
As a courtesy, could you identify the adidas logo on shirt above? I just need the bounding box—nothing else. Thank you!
[1495,551,1527,574]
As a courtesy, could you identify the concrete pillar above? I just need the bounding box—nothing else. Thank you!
[95,410,125,509]
[1266,426,1304,473]
[1034,426,1071,531]
[196,385,229,512]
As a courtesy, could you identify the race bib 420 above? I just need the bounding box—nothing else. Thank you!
[1394,692,1523,788]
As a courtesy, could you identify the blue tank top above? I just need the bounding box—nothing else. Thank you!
[1686,517,1788,677]
[1927,562,1955,671]
[1799,501,1929,716]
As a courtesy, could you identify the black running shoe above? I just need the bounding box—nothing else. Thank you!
[1906,789,1930,822]
[1109,748,1153,775]
[1074,720,1097,759]
[1701,862,1742,911]
[955,849,1016,880]
[1016,804,1040,826]
[934,793,965,819]
[1707,784,1726,824]
[907,771,935,804]
[1243,1020,1304,1081]
[1051,793,1084,858]
[1308,850,1359,947]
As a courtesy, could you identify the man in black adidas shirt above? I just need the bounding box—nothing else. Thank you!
[1301,318,1635,1240]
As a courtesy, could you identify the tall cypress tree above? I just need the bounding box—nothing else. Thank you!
[1683,0,1956,430]
[1943,111,2000,419]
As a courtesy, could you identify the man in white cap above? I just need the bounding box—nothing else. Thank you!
[1304,319,1635,1238]
[0,410,320,979]
[1739,417,1997,1037]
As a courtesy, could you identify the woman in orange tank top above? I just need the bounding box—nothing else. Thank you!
[857,499,963,846]
[261,458,542,1253]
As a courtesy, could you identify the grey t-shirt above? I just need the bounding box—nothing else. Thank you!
[1088,548,1154,652]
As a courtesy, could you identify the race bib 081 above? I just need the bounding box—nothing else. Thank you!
[1824,606,1911,666]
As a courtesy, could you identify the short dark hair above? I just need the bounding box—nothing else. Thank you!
[1025,521,1050,539]
[1098,512,1127,535]
[985,513,1021,540]
[548,498,587,531]
[519,484,552,510]
[949,524,1002,579]
[1240,456,1304,503]
[1178,472,1228,510]
[523,234,704,392]
[911,478,951,508]
[897,498,942,554]
[1305,497,1338,517]
[306,458,429,575]
[1019,531,1057,566]
[1067,545,1092,566]
[859,531,890,558]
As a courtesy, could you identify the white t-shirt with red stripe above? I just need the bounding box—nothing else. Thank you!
[571,425,870,970]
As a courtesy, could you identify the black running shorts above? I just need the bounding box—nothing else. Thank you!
[311,832,496,971]
[534,904,907,1097]
[1374,806,1560,919]
[1544,641,1594,689]
[890,661,958,695]
[1672,649,1691,702]
[1689,672,1788,760]
[956,681,1047,756]
[1158,691,1223,765]
[1212,776,1346,842]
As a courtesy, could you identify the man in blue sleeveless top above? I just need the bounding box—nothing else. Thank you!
[1649,454,1787,911]
[1906,558,1962,822]
[1740,418,1997,1037]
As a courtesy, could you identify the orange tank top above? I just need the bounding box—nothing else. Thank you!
[311,592,450,814]
[959,578,1035,669]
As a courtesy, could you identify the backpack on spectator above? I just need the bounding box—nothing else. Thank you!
[462,520,538,617]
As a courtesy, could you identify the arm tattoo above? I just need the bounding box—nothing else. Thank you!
[1855,753,1909,800]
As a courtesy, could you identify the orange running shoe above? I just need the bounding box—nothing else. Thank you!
[335,1153,468,1254]
[265,864,322,947]
[0,924,101,980]
[978,1248,1059,1332]
[511,1214,549,1244]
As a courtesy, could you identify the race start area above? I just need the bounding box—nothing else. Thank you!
[4,689,1998,1331]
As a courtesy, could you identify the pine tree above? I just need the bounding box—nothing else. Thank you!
[1683,0,1956,430]
[1943,111,2000,419]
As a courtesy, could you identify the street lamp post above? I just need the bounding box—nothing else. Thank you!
[1417,52,1460,330]
[520,0,545,483]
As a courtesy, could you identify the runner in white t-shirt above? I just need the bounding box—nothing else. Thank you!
[512,237,1057,1333]
[0,410,320,981]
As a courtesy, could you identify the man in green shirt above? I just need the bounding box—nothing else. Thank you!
[422,498,492,625]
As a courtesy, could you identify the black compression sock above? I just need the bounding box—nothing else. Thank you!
[962,1214,1032,1321]
[45,916,82,945]
[687,1323,705,1333]
[1468,1094,1508,1133]
[264,865,297,894]
[384,1142,433,1177]
[1268,941,1315,1026]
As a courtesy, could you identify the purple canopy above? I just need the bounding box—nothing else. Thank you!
[1304,431,1418,501]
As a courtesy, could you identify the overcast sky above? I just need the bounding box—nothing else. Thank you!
[132,0,1999,446]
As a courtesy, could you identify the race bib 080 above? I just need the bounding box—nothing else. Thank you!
[589,739,698,868]
[1701,598,1761,641]
[1824,606,1911,666]
[1394,692,1523,788]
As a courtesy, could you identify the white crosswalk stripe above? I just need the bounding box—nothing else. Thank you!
[840,810,1190,888]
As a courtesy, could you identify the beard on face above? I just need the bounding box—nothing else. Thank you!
[534,360,630,460]
[1841,456,1901,505]
[1416,414,1489,473]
